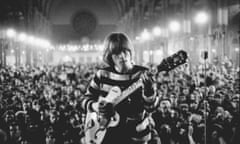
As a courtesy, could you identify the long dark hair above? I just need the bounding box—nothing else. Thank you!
[103,32,134,66]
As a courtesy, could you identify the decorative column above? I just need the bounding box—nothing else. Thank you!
[163,0,169,56]
[217,0,229,60]
[183,0,192,53]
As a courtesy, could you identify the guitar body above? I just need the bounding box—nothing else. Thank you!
[85,112,120,144]
[84,87,121,144]
[85,112,105,144]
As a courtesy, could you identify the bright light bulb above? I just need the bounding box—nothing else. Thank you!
[169,21,180,32]
[141,29,150,40]
[235,48,239,52]
[212,49,216,53]
[10,49,14,53]
[6,28,16,38]
[195,11,208,24]
[153,27,162,36]
[18,33,27,41]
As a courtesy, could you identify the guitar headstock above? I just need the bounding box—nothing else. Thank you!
[157,50,188,72]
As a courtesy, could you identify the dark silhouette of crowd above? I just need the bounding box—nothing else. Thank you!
[0,59,239,144]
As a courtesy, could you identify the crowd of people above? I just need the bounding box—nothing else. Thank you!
[0,58,239,144]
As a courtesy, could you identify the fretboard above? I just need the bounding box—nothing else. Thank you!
[113,78,143,106]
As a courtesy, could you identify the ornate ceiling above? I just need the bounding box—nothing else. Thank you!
[47,0,132,43]
[0,0,239,43]
[0,0,132,43]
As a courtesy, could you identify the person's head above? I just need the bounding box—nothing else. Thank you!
[103,32,134,73]
[179,102,189,113]
[159,98,172,113]
[214,92,224,105]
[22,101,31,111]
[178,94,186,103]
[182,87,190,95]
[9,124,21,138]
[190,91,198,101]
[169,93,177,106]
[231,94,239,110]
[3,110,15,124]
[209,85,216,93]
[189,101,198,111]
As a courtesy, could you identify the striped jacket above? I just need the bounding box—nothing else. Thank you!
[80,65,157,117]
[79,65,157,142]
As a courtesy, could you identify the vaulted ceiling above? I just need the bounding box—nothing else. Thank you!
[0,0,133,43]
[47,0,142,43]
[47,0,137,43]
[0,0,239,44]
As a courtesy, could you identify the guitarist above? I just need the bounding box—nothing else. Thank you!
[79,32,158,144]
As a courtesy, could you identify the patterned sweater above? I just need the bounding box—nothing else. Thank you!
[80,65,157,143]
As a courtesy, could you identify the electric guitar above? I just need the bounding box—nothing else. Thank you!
[84,50,188,144]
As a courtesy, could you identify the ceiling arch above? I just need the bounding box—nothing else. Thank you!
[48,0,120,25]
[46,0,131,43]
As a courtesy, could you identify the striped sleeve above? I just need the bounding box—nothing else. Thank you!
[142,90,158,112]
[79,70,102,113]
[142,72,158,112]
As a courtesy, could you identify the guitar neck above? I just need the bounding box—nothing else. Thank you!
[111,50,188,106]
[113,78,143,106]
